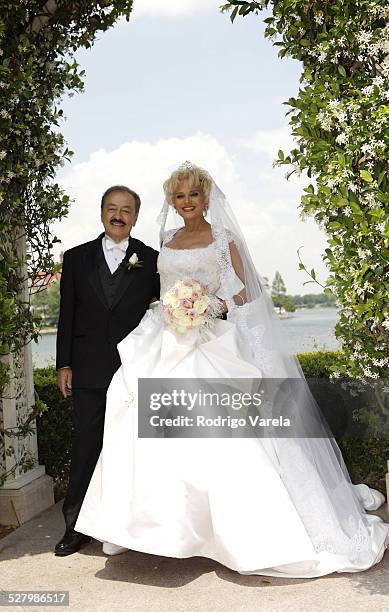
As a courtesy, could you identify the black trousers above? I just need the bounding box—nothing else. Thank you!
[62,387,108,532]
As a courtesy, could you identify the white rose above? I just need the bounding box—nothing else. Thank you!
[177,285,193,299]
[193,296,210,313]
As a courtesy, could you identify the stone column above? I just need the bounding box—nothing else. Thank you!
[0,234,54,525]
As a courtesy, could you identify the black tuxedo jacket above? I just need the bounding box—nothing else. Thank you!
[56,232,160,388]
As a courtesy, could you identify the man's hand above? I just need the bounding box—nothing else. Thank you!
[57,367,73,398]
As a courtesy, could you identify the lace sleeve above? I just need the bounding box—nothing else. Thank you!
[216,228,245,300]
[161,228,178,247]
[225,227,242,248]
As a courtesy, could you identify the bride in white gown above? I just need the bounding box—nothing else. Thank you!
[75,162,389,578]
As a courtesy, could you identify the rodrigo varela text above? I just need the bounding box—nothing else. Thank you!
[149,415,291,429]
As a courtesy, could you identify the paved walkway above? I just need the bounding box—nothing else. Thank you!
[1,501,388,612]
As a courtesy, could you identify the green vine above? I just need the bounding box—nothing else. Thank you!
[0,1,135,482]
[222,0,389,380]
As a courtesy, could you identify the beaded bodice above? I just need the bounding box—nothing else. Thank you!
[158,240,221,297]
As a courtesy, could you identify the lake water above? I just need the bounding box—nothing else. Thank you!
[31,307,339,368]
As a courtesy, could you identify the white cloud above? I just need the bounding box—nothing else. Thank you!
[55,132,238,250]
[131,0,218,19]
[237,127,328,292]
[241,127,297,161]
[54,131,329,294]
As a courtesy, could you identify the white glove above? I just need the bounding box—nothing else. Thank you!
[207,294,227,318]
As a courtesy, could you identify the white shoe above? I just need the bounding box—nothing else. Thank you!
[102,542,129,556]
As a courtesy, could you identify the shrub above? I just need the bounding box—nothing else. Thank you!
[34,367,73,501]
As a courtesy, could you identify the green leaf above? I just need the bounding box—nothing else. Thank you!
[336,197,348,207]
[350,201,362,214]
[376,192,389,204]
[360,170,373,182]
[338,65,347,77]
[230,6,239,22]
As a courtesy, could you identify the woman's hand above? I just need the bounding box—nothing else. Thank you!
[218,298,228,313]
[233,292,246,306]
[207,295,228,318]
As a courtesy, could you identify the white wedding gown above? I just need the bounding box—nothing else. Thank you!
[75,241,389,578]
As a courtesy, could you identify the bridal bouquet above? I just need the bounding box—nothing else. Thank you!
[162,278,213,334]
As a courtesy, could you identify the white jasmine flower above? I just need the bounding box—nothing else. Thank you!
[338,35,346,48]
[335,132,348,145]
[334,110,347,123]
[361,142,373,154]
[356,31,373,47]
[372,76,384,88]
[328,99,340,109]
[318,52,326,63]
[317,111,332,130]
[362,85,374,96]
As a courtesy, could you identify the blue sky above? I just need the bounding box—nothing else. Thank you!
[55,0,329,294]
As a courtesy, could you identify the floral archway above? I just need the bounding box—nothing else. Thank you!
[0,0,387,517]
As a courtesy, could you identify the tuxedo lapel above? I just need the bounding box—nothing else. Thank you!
[110,236,143,311]
[86,233,109,309]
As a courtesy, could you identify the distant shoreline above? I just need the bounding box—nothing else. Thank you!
[37,305,338,335]
[39,327,57,334]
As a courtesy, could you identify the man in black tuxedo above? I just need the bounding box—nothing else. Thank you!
[54,185,159,556]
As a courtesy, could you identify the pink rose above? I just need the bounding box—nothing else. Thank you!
[181,298,193,309]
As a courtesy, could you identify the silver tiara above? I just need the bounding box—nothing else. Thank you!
[178,160,197,171]
[177,160,212,180]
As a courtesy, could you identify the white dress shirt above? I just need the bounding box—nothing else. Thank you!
[102,234,130,274]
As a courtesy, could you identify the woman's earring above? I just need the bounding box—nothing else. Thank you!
[203,205,208,217]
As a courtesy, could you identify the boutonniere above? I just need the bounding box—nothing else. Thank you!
[126,253,143,270]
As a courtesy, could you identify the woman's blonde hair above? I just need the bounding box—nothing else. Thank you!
[163,163,212,205]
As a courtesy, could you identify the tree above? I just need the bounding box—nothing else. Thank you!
[31,281,60,327]
[271,271,296,313]
[283,295,296,313]
[222,1,389,380]
[271,271,287,313]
